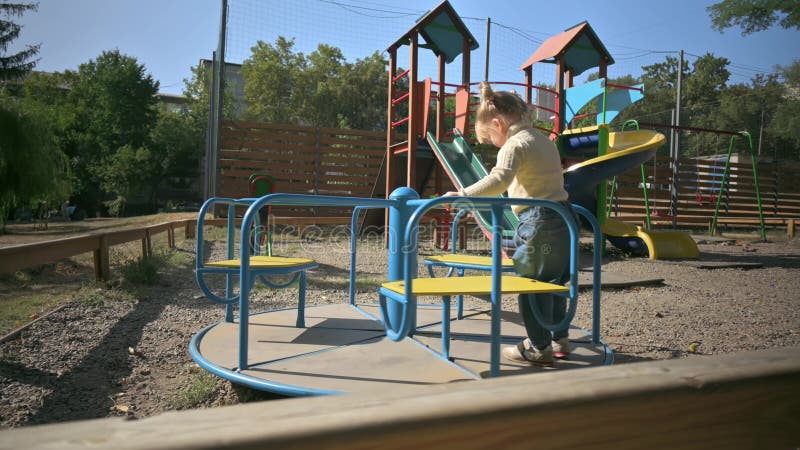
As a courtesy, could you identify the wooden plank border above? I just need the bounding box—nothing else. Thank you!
[2,347,798,449]
[0,220,195,281]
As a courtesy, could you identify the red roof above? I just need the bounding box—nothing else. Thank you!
[519,21,614,76]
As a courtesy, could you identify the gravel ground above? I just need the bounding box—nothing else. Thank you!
[1,227,799,429]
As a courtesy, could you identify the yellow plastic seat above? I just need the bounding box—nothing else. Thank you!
[424,254,514,268]
[204,256,316,269]
[381,275,567,297]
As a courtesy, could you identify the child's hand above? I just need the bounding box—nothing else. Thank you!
[442,190,462,197]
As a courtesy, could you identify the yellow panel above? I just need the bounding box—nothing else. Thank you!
[425,254,514,267]
[601,218,640,237]
[602,219,700,260]
[561,125,600,135]
[638,230,700,260]
[564,130,664,172]
[382,275,567,296]
[205,256,316,269]
[607,130,665,153]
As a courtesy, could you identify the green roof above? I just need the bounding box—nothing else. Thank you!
[387,0,479,64]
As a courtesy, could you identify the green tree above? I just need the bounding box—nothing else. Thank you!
[680,54,731,153]
[708,0,800,35]
[65,50,159,214]
[0,2,69,230]
[241,36,307,123]
[241,37,389,130]
[0,2,39,82]
[184,61,236,125]
[767,61,800,158]
[625,55,685,127]
[624,53,741,157]
[149,107,204,205]
[302,43,346,127]
[18,70,72,126]
[97,144,158,216]
[0,97,70,229]
[336,51,389,130]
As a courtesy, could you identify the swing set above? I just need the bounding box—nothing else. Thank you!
[617,121,766,240]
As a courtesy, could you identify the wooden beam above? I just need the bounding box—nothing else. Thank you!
[0,219,192,280]
[3,347,798,449]
[0,235,101,274]
[96,235,110,281]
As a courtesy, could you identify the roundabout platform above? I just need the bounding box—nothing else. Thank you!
[191,303,612,396]
[191,193,610,397]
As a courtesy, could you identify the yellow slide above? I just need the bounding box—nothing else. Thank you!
[564,129,665,173]
[601,218,700,260]
[563,130,665,219]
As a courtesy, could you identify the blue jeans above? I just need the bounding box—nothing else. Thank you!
[511,203,577,349]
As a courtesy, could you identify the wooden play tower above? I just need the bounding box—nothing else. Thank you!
[519,21,614,134]
[384,0,479,198]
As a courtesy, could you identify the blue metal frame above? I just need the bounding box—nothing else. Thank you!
[422,204,604,345]
[192,189,609,394]
[189,317,344,396]
[196,194,391,372]
[379,196,583,377]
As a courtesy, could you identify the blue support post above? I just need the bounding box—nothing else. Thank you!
[490,204,503,377]
[225,204,236,323]
[387,187,420,334]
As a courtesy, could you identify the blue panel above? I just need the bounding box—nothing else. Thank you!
[563,78,605,129]
[599,84,645,125]
[567,133,600,149]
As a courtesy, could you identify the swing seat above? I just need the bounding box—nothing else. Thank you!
[602,218,699,260]
[651,211,674,218]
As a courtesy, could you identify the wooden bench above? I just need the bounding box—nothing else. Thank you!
[609,214,798,237]
[709,217,797,238]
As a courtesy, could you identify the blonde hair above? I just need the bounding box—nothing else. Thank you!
[475,81,529,143]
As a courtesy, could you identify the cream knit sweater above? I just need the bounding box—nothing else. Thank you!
[463,121,568,213]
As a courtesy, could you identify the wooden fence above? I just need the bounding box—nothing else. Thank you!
[610,155,800,232]
[217,120,799,231]
[219,121,388,217]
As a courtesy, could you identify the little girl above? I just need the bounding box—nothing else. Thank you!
[444,81,576,366]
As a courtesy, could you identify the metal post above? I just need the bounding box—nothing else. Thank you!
[758,108,765,156]
[484,17,491,81]
[206,0,227,202]
[203,51,217,201]
[387,187,419,333]
[670,50,683,226]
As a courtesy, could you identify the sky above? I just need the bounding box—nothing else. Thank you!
[9,0,800,95]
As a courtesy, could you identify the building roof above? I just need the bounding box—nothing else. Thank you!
[519,21,614,76]
[386,0,479,64]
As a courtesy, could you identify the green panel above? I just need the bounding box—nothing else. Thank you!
[563,34,604,76]
[422,15,462,63]
[427,130,518,239]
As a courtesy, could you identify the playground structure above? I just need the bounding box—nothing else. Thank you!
[191,190,607,395]
[189,3,684,396]
[187,0,783,397]
[382,3,698,259]
[200,0,791,241]
[620,122,768,240]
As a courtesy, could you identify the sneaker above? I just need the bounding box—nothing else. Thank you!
[552,337,571,359]
[502,339,554,367]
